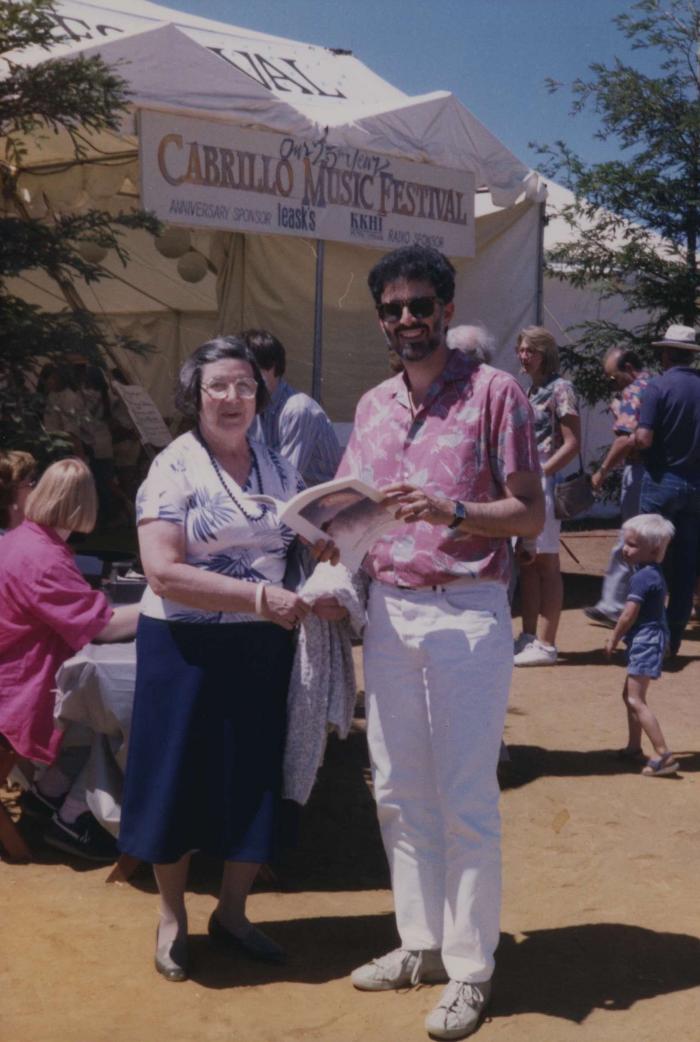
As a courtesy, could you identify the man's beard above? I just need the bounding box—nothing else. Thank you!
[386,319,444,362]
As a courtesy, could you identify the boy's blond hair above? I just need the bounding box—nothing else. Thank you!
[622,513,675,561]
[24,457,97,534]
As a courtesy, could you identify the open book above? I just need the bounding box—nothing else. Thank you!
[251,476,397,572]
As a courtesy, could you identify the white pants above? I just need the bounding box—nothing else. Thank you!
[363,580,513,983]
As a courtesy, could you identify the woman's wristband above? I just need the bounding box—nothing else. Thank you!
[255,583,266,616]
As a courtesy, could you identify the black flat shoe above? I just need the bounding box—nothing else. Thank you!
[207,912,286,964]
[155,925,189,982]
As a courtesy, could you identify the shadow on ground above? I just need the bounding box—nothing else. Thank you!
[493,923,700,1021]
[183,910,397,988]
[499,745,700,789]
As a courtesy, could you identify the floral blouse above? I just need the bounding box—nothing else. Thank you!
[527,374,579,462]
[136,429,303,624]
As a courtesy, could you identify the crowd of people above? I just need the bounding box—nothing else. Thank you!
[0,244,699,1041]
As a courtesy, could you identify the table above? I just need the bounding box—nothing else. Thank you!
[54,642,136,839]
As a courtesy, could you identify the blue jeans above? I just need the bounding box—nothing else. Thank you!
[639,470,700,651]
[595,462,644,617]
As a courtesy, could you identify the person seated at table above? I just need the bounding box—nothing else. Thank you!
[0,450,37,534]
[0,458,139,861]
[118,335,337,983]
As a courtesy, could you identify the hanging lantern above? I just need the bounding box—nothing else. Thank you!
[155,227,191,259]
[78,240,109,264]
[177,250,208,283]
[44,165,84,208]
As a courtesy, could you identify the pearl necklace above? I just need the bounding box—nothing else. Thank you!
[198,430,269,522]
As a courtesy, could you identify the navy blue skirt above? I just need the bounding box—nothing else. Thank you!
[119,616,294,864]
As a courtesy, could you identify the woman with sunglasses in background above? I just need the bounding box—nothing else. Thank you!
[513,327,581,666]
[118,336,328,984]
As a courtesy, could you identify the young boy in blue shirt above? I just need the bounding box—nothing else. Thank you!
[604,513,679,777]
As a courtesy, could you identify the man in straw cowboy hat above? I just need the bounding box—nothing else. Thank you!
[634,324,700,656]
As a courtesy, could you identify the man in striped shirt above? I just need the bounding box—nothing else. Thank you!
[242,329,341,486]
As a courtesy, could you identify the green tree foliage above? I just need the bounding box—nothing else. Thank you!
[535,0,700,405]
[0,0,159,459]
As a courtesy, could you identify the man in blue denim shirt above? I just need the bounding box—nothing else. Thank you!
[635,324,700,656]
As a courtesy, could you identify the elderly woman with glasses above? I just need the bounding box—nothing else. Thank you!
[119,335,322,984]
[512,326,581,666]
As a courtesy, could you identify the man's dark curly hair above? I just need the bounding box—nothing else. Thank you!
[367,245,456,306]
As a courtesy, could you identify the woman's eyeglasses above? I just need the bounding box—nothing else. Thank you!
[377,296,438,323]
[202,379,258,400]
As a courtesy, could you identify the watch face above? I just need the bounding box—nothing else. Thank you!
[449,501,466,528]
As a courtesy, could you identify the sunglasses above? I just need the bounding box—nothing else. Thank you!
[377,296,439,323]
[202,378,258,400]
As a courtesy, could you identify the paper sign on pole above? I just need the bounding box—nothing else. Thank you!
[112,382,172,449]
[140,112,475,257]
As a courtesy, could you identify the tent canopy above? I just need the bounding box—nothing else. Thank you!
[4,0,545,421]
[9,0,542,206]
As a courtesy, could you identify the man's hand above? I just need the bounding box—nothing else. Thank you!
[381,482,454,526]
[591,469,606,492]
[514,538,536,567]
[603,637,617,659]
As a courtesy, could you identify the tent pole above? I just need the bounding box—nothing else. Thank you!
[311,239,325,403]
[535,199,547,324]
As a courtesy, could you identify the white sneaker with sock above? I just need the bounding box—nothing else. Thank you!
[513,638,557,666]
[513,632,536,655]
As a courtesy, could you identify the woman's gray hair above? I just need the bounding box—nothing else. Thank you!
[175,336,269,418]
[446,324,495,365]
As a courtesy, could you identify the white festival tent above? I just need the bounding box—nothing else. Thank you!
[5,0,547,423]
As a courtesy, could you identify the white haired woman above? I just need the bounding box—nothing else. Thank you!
[118,336,336,984]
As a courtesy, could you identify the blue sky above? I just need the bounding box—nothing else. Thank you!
[162,0,657,172]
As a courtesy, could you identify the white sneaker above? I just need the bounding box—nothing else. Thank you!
[425,978,492,1040]
[513,632,536,655]
[351,947,447,991]
[513,638,557,666]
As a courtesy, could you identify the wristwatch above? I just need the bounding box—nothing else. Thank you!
[448,501,467,529]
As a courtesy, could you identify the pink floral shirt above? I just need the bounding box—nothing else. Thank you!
[337,351,540,587]
[0,521,112,762]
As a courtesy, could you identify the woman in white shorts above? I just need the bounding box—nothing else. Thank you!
[513,327,581,666]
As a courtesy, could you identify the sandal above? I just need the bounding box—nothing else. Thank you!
[641,753,679,777]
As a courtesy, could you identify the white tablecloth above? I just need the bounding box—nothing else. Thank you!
[54,642,136,836]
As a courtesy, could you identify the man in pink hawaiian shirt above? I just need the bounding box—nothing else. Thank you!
[340,246,543,1040]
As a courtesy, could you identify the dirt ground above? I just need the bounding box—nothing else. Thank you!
[2,531,700,1042]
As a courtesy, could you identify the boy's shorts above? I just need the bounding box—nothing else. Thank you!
[626,628,667,679]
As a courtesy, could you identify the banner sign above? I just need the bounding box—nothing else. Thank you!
[140,112,475,257]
